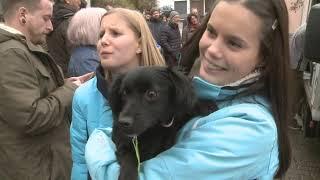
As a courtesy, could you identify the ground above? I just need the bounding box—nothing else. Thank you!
[285,129,320,180]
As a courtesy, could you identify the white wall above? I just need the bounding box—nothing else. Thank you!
[158,0,174,8]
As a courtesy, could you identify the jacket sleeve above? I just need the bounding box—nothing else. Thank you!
[182,27,188,45]
[0,48,77,135]
[70,90,90,180]
[85,105,278,180]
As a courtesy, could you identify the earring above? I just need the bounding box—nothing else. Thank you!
[136,48,142,54]
[21,18,26,24]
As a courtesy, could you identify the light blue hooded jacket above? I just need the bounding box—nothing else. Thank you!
[84,76,279,180]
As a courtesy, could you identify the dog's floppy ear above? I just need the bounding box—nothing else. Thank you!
[108,74,125,117]
[166,67,197,115]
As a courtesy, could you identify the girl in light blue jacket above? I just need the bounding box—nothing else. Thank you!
[84,0,292,179]
[70,8,166,180]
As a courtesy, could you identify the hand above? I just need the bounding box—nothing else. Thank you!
[66,72,94,87]
[78,72,94,83]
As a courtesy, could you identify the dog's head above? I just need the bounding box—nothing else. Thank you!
[108,66,197,137]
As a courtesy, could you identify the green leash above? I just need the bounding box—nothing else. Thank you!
[132,136,141,172]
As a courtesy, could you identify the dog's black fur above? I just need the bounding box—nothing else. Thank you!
[108,66,217,180]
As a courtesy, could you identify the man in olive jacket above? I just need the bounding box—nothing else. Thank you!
[0,0,91,179]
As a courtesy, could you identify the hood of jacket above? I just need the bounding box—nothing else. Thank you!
[192,76,270,111]
[52,3,77,30]
[0,24,46,53]
[0,24,25,44]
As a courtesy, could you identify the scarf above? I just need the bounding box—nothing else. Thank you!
[96,66,109,100]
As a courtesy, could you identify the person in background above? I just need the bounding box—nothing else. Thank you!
[70,8,166,180]
[182,13,200,45]
[47,0,81,77]
[147,7,164,47]
[191,7,198,15]
[160,10,182,67]
[0,1,3,22]
[191,7,200,20]
[80,0,87,8]
[85,0,292,179]
[0,0,92,179]
[105,4,113,11]
[67,7,106,77]
[288,23,307,130]
[160,14,168,23]
[0,4,3,22]
[143,10,151,22]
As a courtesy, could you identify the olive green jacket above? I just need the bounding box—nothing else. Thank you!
[0,25,77,180]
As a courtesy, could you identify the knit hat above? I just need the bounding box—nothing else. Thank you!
[169,11,179,19]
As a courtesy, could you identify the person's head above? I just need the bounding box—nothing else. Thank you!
[169,10,180,24]
[182,0,291,177]
[105,5,113,11]
[97,8,166,78]
[145,13,151,21]
[2,0,54,45]
[187,14,199,26]
[161,14,167,22]
[67,7,106,47]
[150,8,160,20]
[191,8,198,16]
[79,0,87,9]
[55,0,81,10]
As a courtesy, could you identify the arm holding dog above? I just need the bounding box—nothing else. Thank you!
[70,76,114,180]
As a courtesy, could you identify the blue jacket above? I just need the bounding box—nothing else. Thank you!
[85,76,279,180]
[68,46,99,77]
[70,77,113,180]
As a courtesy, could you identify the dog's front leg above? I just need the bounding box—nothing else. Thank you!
[118,150,139,180]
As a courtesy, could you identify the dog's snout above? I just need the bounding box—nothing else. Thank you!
[118,116,133,127]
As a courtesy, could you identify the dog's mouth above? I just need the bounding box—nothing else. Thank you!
[118,126,140,137]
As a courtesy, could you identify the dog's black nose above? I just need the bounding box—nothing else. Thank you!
[118,116,133,127]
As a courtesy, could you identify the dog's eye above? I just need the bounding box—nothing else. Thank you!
[146,90,158,100]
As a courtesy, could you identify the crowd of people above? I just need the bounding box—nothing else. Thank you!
[0,0,294,179]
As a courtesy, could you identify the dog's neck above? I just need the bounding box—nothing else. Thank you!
[162,117,174,128]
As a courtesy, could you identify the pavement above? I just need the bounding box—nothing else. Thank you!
[284,129,320,180]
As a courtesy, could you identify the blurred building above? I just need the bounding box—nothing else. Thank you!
[160,0,214,17]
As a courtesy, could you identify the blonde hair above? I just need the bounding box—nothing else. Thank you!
[67,7,107,46]
[101,8,166,67]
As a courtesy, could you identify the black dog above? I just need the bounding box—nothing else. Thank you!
[108,66,216,180]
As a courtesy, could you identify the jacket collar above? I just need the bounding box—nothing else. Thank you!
[193,77,238,101]
[96,66,109,100]
[0,23,46,53]
[193,70,261,101]
[169,21,179,29]
[0,23,23,35]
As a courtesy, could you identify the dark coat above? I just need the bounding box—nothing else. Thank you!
[147,18,164,45]
[160,22,182,67]
[47,3,77,76]
[0,26,77,180]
